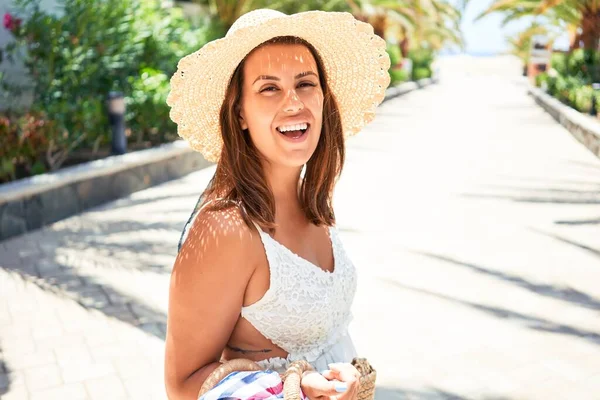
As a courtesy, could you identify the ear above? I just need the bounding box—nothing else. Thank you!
[239,109,248,130]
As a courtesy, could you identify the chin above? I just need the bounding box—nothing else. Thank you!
[277,150,315,168]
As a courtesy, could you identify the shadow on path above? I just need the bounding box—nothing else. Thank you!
[460,190,600,205]
[0,351,10,396]
[554,217,600,226]
[0,179,207,341]
[530,228,600,260]
[460,170,600,205]
[376,386,509,400]
[380,278,600,347]
[0,264,168,340]
[409,250,600,311]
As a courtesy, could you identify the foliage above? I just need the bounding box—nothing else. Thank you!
[566,49,600,83]
[0,0,212,181]
[386,42,402,67]
[505,22,558,65]
[390,69,409,84]
[551,52,568,76]
[535,72,548,88]
[413,67,431,80]
[127,67,177,145]
[1,0,147,170]
[386,43,408,84]
[409,48,433,80]
[475,0,600,51]
[0,111,56,182]
[570,85,594,113]
[543,49,600,116]
[137,4,223,76]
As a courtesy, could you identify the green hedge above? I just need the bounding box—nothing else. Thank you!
[540,50,600,114]
[409,48,433,80]
[0,0,218,182]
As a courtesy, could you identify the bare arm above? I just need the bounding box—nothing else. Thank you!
[164,208,256,399]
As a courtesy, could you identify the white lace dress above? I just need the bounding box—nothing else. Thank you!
[241,225,358,374]
[179,200,359,374]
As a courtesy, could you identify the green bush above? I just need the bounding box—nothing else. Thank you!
[535,72,548,88]
[571,85,594,113]
[0,111,56,182]
[566,49,600,83]
[551,53,568,76]
[546,50,600,115]
[413,67,432,80]
[389,68,409,84]
[1,0,213,180]
[136,5,222,77]
[409,48,434,69]
[2,0,147,170]
[127,67,176,145]
[546,75,558,96]
[386,43,402,68]
[409,48,434,81]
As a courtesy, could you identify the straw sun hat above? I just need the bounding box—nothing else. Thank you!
[166,8,391,162]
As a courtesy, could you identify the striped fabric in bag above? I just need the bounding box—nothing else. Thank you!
[198,370,307,400]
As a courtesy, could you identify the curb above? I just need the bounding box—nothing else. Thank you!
[383,77,437,102]
[0,78,437,242]
[528,86,600,158]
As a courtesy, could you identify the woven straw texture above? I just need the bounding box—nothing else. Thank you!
[167,8,391,162]
[352,358,376,400]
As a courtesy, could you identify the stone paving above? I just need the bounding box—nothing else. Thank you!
[1,56,600,399]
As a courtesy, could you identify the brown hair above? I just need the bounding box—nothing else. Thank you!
[200,36,345,232]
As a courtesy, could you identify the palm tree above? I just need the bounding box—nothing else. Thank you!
[189,0,463,58]
[414,0,463,51]
[476,0,600,51]
[190,0,350,30]
[345,0,462,56]
[505,21,561,73]
[344,0,416,40]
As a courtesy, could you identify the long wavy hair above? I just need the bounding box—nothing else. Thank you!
[200,35,345,233]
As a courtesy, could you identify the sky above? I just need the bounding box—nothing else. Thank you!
[455,0,570,55]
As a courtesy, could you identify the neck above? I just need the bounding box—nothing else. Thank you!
[263,163,304,221]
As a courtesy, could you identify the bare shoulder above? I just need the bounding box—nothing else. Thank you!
[177,204,258,271]
[165,204,260,396]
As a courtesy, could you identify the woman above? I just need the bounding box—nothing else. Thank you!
[164,8,390,400]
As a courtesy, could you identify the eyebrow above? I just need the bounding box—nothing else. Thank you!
[253,71,318,85]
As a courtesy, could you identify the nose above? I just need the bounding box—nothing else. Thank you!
[283,89,304,113]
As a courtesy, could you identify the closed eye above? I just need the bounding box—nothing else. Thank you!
[260,82,317,93]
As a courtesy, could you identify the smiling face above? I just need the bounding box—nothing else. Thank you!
[238,43,324,168]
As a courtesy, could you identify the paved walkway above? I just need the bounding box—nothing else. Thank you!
[1,56,600,399]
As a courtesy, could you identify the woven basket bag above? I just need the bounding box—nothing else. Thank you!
[197,357,376,400]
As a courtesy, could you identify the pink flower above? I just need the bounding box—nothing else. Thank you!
[3,13,22,32]
[3,13,13,29]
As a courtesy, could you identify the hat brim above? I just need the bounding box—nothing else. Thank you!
[167,10,391,162]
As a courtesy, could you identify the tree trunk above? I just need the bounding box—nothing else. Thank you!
[399,37,409,58]
[580,11,600,51]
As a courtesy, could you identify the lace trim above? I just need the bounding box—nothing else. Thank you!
[254,323,352,372]
[241,226,337,314]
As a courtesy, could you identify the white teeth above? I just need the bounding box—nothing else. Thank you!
[277,123,308,132]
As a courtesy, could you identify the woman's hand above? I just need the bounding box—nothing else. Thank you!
[300,363,360,400]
